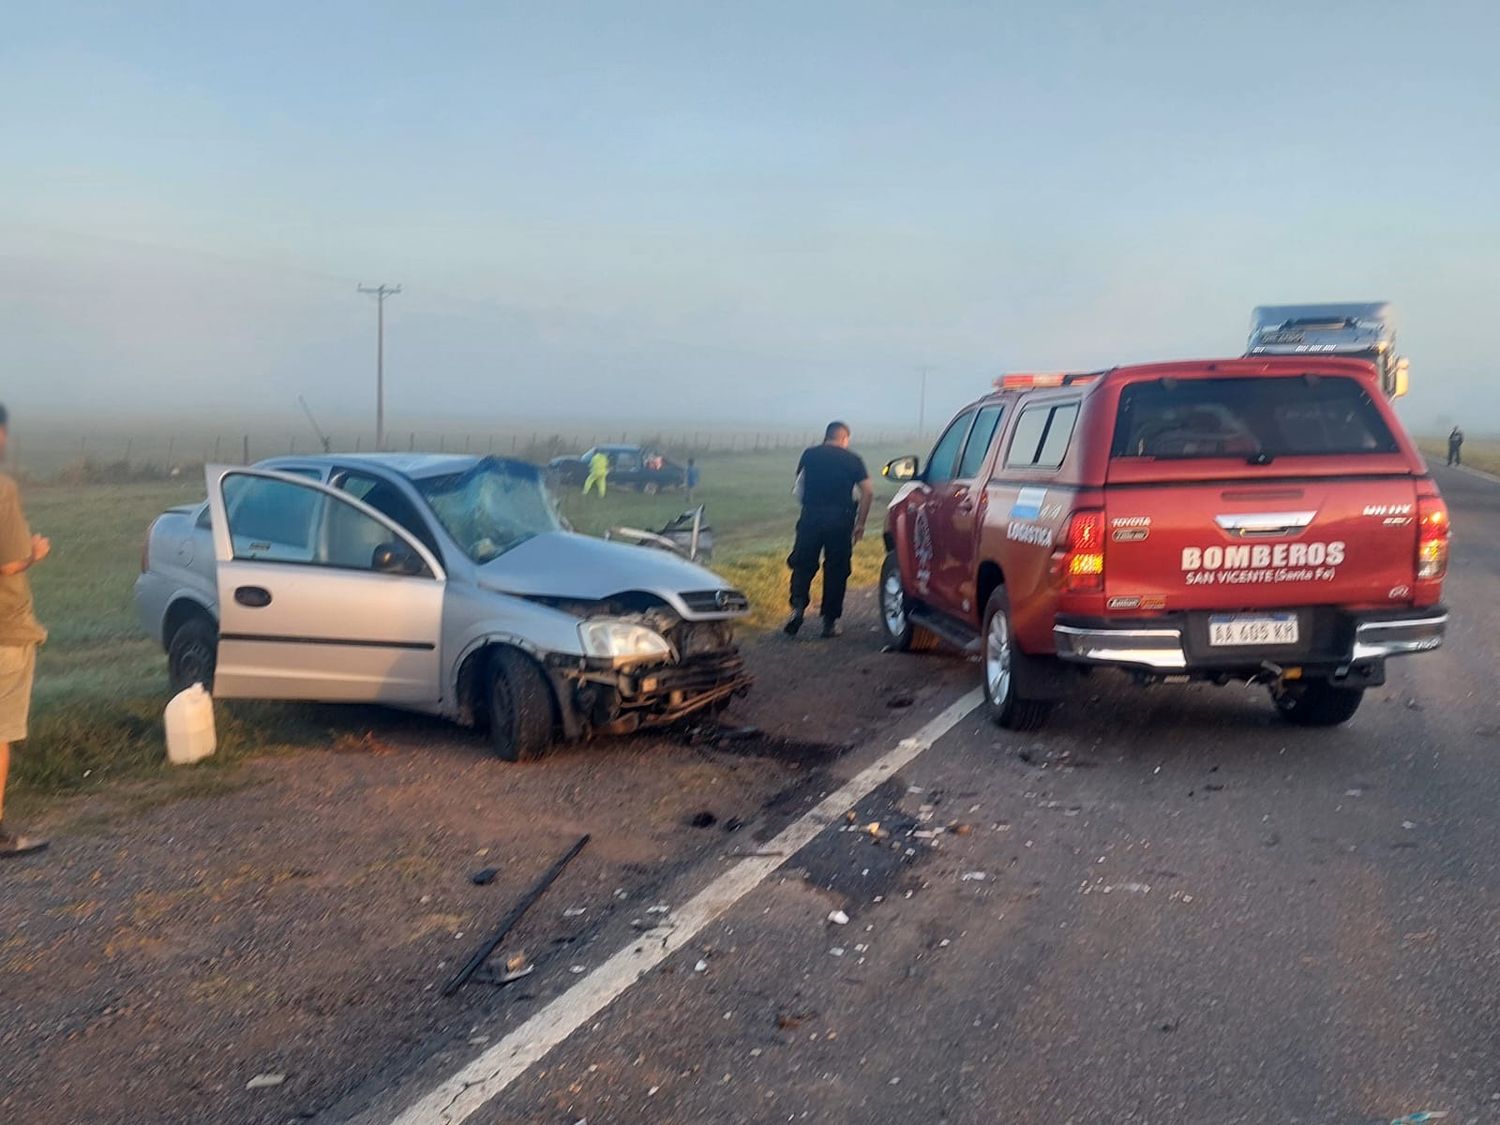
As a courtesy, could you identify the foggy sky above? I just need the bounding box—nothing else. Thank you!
[4,0,1499,436]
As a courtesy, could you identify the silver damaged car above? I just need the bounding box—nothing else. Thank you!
[134,456,752,761]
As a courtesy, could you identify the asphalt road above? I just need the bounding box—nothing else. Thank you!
[366,464,1500,1125]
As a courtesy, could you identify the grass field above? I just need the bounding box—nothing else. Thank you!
[11,444,912,806]
[1419,438,1500,476]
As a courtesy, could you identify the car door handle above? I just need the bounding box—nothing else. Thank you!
[234,586,273,608]
[956,494,976,513]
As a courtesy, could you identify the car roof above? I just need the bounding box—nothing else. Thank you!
[257,453,534,481]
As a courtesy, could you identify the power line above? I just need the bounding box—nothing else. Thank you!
[357,283,402,450]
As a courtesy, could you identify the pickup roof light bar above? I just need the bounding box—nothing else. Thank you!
[995,370,1106,390]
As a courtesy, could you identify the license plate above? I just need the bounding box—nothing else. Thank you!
[1208,613,1299,647]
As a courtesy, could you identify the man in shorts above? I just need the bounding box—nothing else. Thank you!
[0,404,51,858]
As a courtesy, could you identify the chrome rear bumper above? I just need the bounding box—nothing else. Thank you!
[1055,609,1448,671]
[1352,612,1448,660]
[1053,625,1187,670]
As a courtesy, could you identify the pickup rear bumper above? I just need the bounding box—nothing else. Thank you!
[1054,607,1448,674]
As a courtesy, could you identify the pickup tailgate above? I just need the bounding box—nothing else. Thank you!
[1103,475,1419,611]
[1103,370,1424,613]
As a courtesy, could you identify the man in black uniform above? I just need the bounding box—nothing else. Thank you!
[786,421,874,639]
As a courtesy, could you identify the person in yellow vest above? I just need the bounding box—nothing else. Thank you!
[582,450,610,497]
[0,404,51,859]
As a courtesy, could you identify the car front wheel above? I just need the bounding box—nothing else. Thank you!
[487,648,555,762]
[167,614,219,695]
[981,587,1051,731]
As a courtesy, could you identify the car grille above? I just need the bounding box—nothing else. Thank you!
[681,589,750,615]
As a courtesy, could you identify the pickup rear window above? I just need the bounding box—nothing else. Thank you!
[1110,376,1398,460]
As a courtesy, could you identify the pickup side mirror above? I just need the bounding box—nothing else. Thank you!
[372,542,424,576]
[883,455,920,482]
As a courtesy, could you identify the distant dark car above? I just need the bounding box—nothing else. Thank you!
[548,445,687,493]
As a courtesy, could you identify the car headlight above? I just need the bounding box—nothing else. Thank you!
[578,619,673,665]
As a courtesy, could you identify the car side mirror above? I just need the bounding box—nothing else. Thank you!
[372,542,423,576]
[883,455,920,481]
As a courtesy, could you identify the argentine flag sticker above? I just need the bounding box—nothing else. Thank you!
[1011,487,1047,520]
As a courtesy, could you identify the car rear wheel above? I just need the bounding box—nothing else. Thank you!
[982,587,1051,731]
[487,648,555,763]
[1272,680,1365,727]
[167,614,218,695]
[879,553,937,653]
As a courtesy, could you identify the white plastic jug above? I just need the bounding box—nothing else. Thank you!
[164,683,216,765]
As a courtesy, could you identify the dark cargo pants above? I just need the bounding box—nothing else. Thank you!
[787,504,856,623]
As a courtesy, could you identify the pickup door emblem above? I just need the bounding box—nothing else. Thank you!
[1214,511,1316,537]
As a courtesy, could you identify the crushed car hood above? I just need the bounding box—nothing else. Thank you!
[477,532,732,603]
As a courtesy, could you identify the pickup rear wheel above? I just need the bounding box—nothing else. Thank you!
[1272,681,1365,727]
[487,648,555,763]
[879,553,937,653]
[982,587,1051,732]
[167,614,218,695]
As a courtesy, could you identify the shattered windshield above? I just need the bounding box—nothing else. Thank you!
[415,459,563,562]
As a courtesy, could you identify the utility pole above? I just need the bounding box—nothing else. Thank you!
[357,283,401,449]
[918,366,932,439]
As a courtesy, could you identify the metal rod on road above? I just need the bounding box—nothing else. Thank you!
[441,834,591,997]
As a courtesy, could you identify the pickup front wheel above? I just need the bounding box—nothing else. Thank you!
[879,553,937,653]
[982,587,1051,732]
[167,615,219,695]
[1272,680,1365,727]
[487,648,555,763]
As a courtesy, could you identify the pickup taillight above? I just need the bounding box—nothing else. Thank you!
[1417,497,1449,581]
[1063,509,1105,592]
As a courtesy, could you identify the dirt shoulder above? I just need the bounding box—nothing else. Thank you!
[0,592,974,1125]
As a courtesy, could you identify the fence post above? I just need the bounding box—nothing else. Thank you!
[242,435,250,463]
[355,435,362,452]
[409,432,415,451]
[167,436,175,465]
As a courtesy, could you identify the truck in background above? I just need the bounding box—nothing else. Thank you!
[1247,302,1410,400]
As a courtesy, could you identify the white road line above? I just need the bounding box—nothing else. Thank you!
[388,688,984,1125]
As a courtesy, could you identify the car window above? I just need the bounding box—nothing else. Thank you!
[415,458,564,563]
[1005,402,1080,471]
[223,473,429,574]
[957,404,1005,479]
[926,410,976,484]
[615,452,640,472]
[335,471,442,559]
[201,467,318,529]
[1110,376,1398,459]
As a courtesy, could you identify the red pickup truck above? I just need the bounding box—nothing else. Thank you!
[880,357,1449,730]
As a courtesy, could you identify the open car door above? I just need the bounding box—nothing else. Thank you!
[205,465,445,703]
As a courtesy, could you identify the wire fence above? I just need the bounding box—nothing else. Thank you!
[12,427,926,484]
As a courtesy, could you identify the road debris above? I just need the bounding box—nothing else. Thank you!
[1391,1113,1448,1124]
[688,811,718,828]
[562,906,588,918]
[828,910,850,926]
[694,959,709,972]
[829,946,846,957]
[470,867,499,886]
[864,822,889,840]
[246,1073,285,1090]
[442,834,591,997]
[960,871,989,882]
[948,822,973,836]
